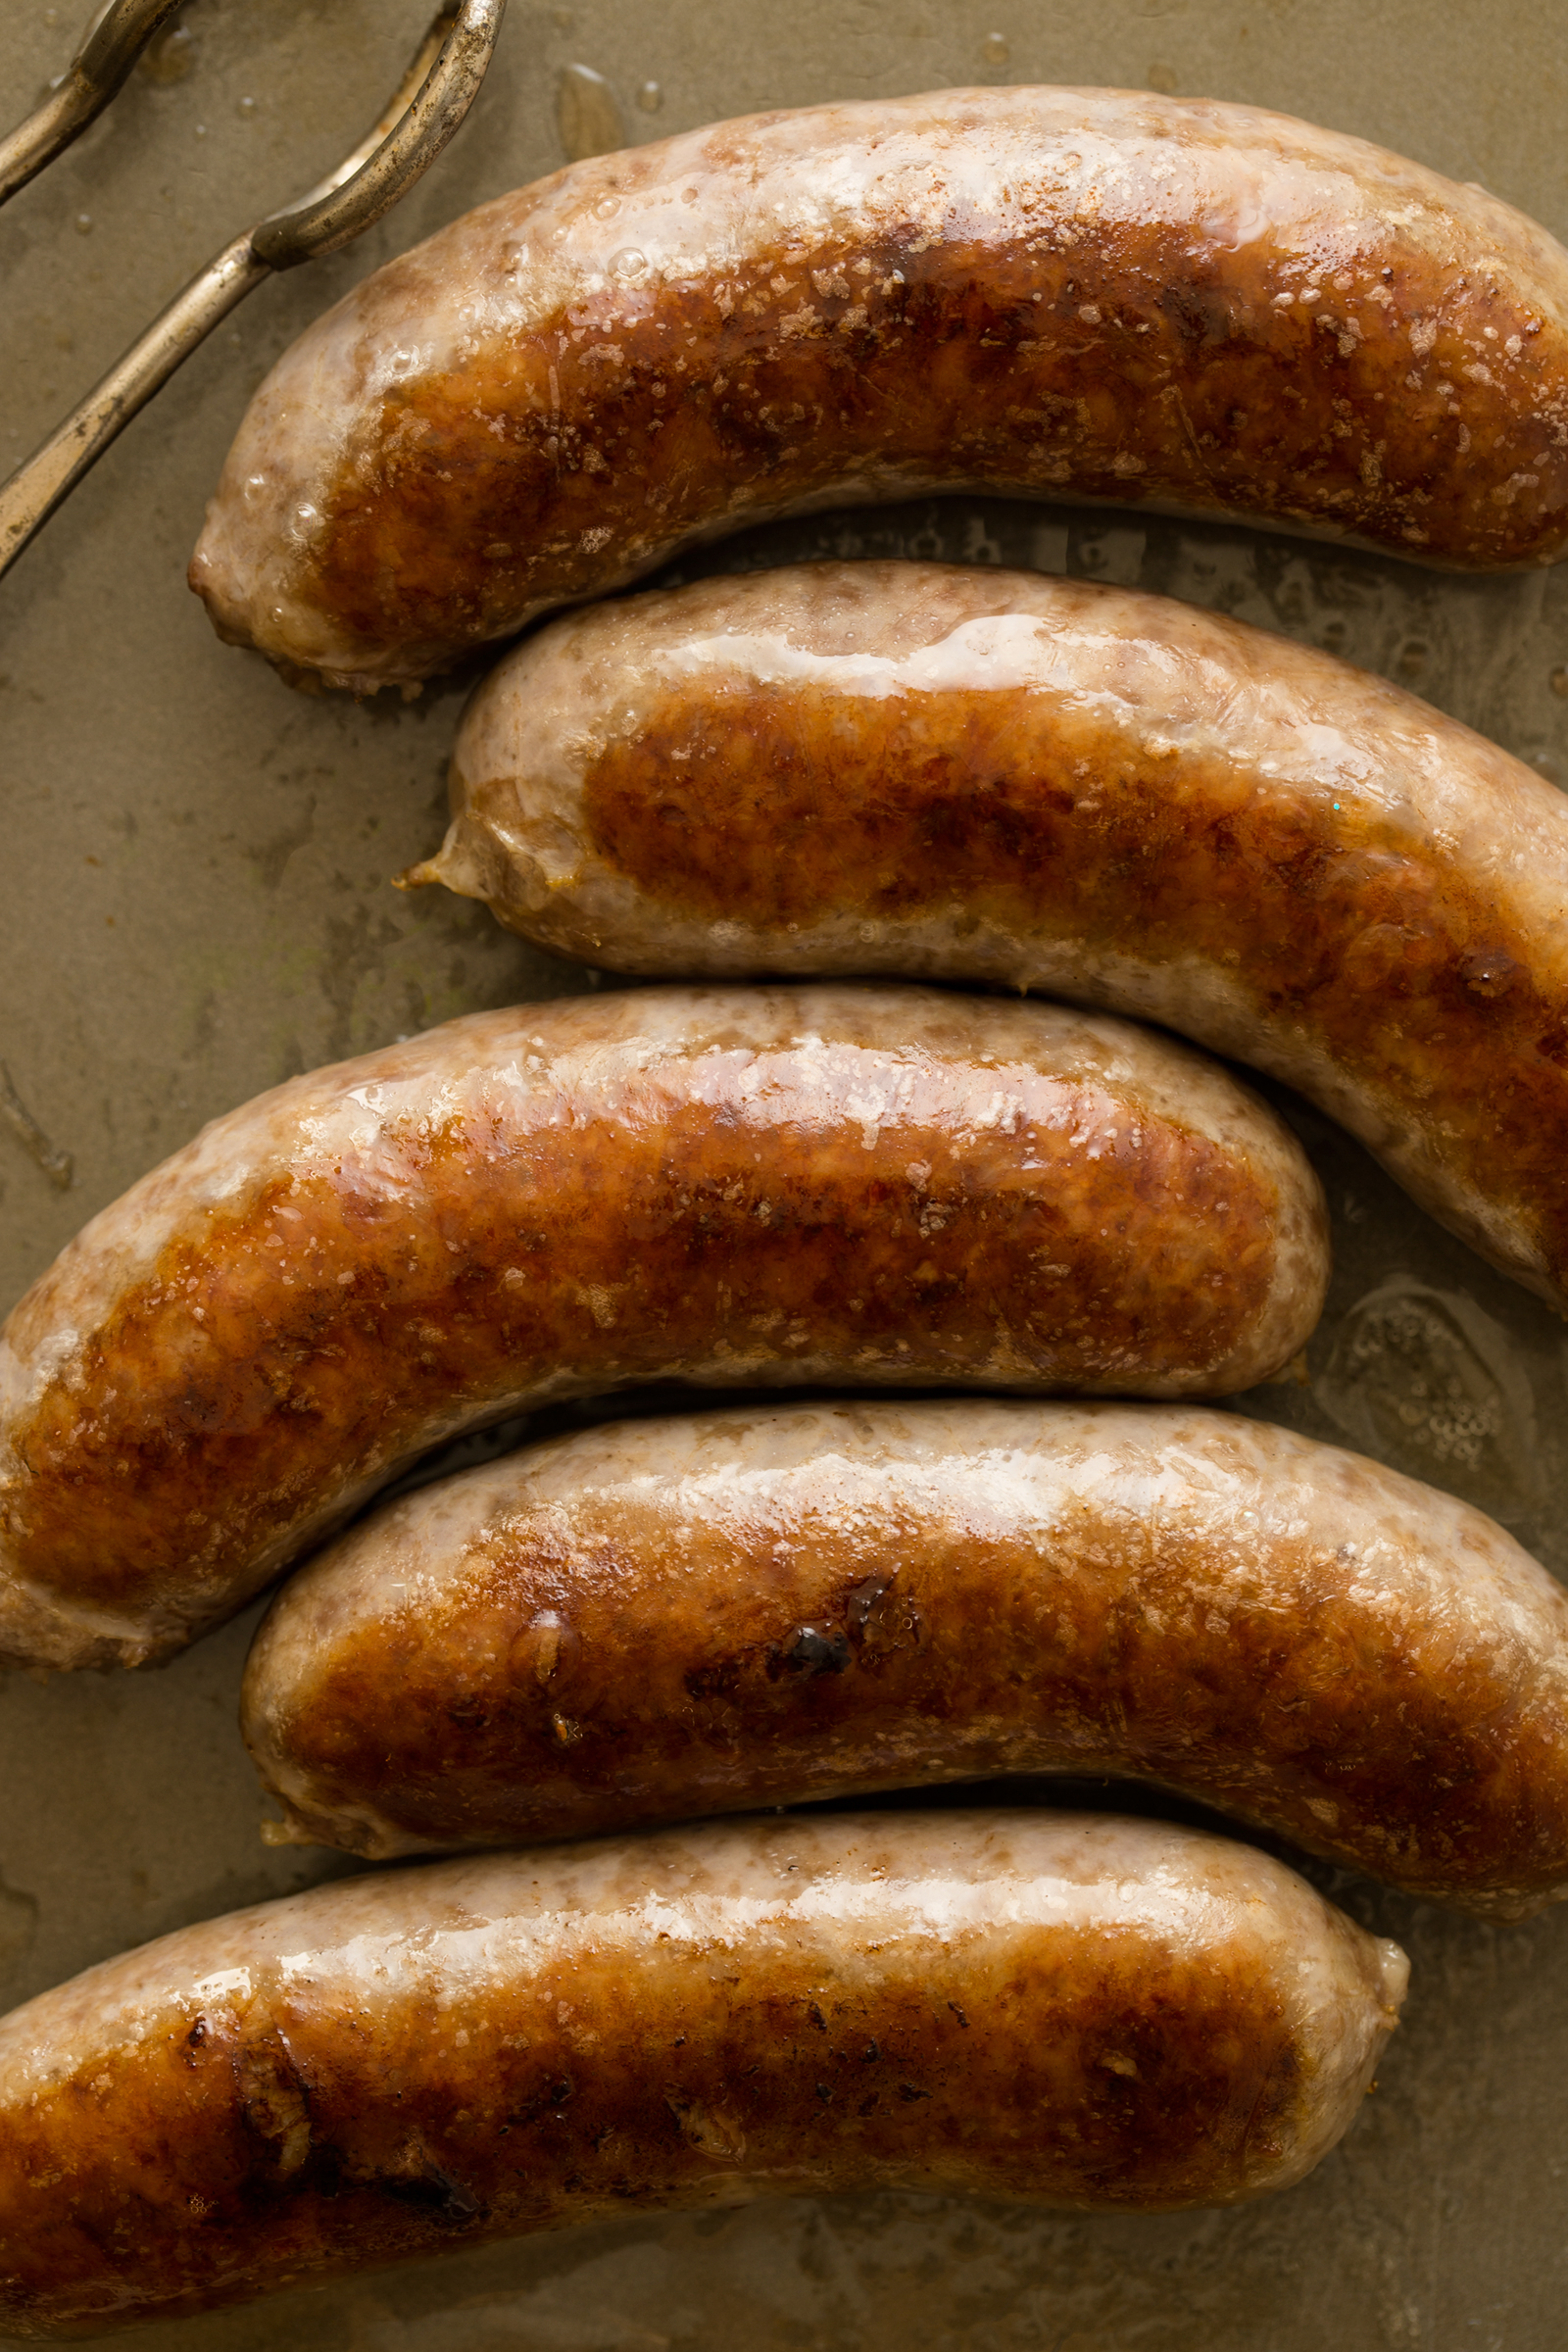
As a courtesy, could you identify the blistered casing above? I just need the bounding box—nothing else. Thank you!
[0,985,1327,1672]
[0,1810,1407,2336]
[243,1397,1568,1913]
[190,87,1568,689]
[425,560,1568,1309]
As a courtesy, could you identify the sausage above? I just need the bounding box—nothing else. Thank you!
[415,559,1568,1312]
[241,1397,1568,1915]
[187,87,1568,693]
[0,985,1327,1675]
[0,1811,1407,2335]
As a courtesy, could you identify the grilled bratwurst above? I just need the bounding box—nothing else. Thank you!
[190,87,1568,690]
[0,1812,1406,2336]
[420,561,1568,1311]
[0,986,1326,1672]
[243,1397,1568,1914]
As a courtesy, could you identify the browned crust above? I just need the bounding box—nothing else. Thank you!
[247,1406,1568,1912]
[189,89,1568,686]
[574,678,1568,1298]
[0,997,1315,1661]
[0,1925,1307,2335]
[307,223,1568,676]
[0,1817,1397,2334]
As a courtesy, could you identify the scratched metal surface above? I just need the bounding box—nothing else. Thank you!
[2,3,1568,2346]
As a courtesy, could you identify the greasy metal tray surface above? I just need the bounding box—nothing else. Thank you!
[3,3,1567,2346]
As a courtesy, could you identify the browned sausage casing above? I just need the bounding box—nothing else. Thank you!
[0,1813,1407,2337]
[423,561,1568,1311]
[0,986,1327,1674]
[242,1399,1568,1915]
[188,87,1568,691]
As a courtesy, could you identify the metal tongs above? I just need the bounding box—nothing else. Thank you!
[0,0,507,584]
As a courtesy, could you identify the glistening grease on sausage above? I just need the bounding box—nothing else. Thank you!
[242,1399,1568,1915]
[189,87,1568,691]
[417,561,1568,1311]
[0,986,1328,1674]
[0,1813,1407,2336]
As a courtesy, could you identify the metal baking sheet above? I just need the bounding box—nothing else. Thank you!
[3,2,1567,2344]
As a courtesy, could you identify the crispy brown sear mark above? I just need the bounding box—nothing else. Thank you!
[189,88,1568,689]
[0,1815,1407,2335]
[242,1400,1568,1914]
[318,228,1551,657]
[585,682,1568,1265]
[0,989,1325,1671]
[428,563,1568,1309]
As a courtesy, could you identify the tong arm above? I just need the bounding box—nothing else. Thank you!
[0,0,507,586]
